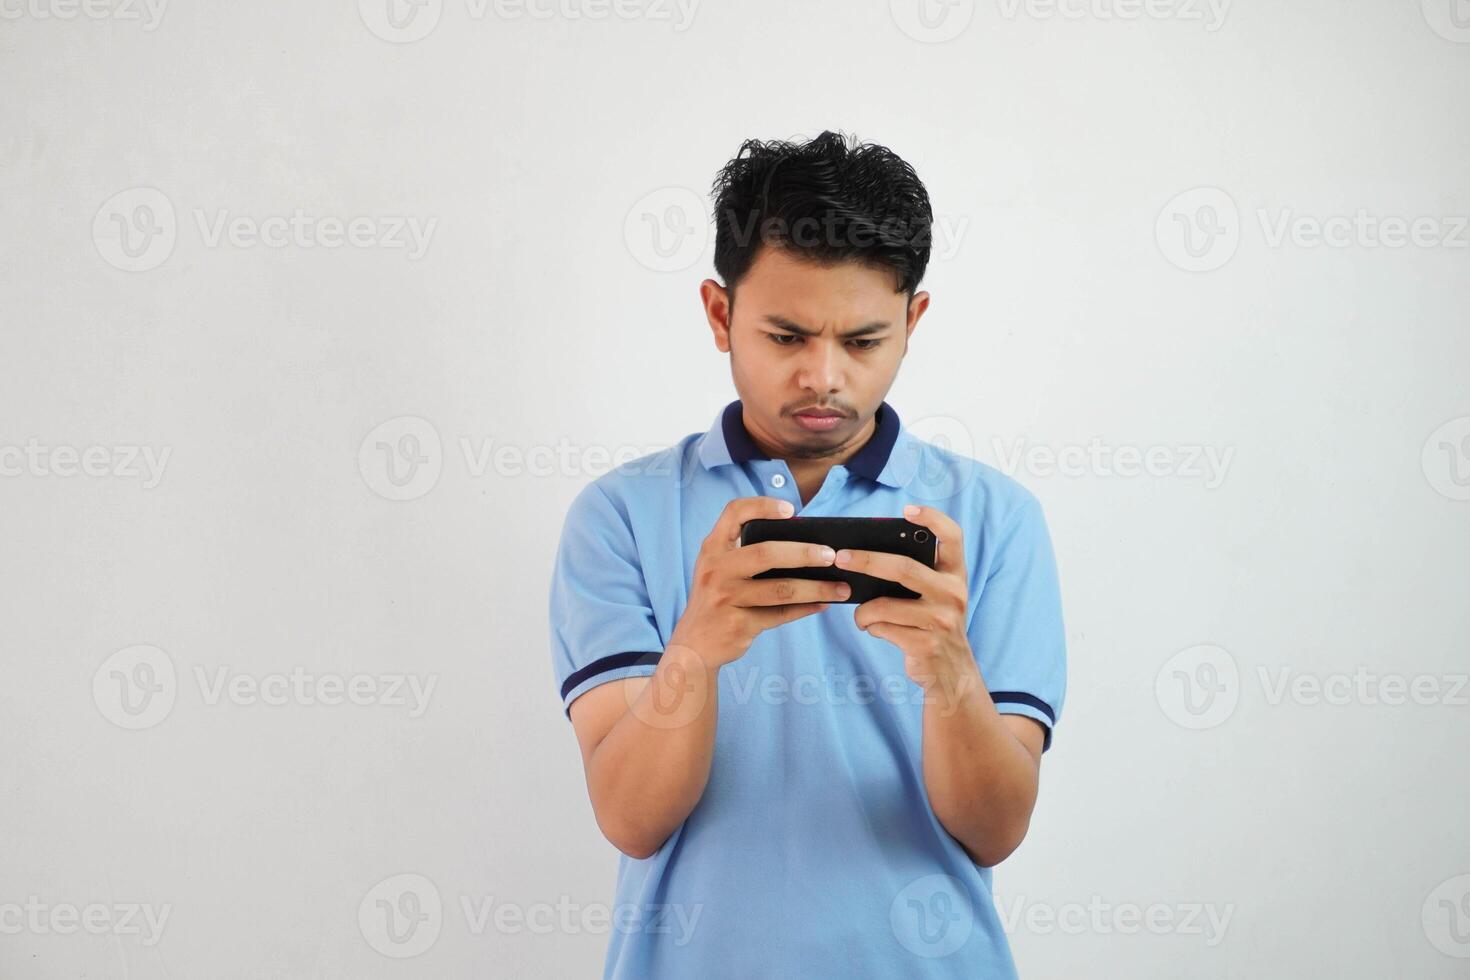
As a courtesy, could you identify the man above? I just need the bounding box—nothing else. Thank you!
[548,130,1066,977]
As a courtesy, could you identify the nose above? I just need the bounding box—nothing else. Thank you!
[797,337,844,396]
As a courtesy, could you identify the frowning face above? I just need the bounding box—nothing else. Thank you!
[701,244,928,463]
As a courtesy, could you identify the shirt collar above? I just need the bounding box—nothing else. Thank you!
[698,398,913,488]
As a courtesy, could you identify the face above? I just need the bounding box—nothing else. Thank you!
[700,245,929,463]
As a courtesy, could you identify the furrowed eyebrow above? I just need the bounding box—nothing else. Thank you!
[762,315,892,338]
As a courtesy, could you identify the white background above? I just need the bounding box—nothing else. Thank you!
[2,0,1468,976]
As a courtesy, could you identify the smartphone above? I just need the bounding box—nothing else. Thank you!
[737,516,938,603]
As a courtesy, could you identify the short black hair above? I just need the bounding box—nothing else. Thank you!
[709,129,934,310]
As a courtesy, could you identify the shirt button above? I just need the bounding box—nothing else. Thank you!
[771,474,786,488]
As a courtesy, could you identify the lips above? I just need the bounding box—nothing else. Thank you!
[792,409,848,432]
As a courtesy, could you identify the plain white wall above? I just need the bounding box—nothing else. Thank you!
[3,0,1468,976]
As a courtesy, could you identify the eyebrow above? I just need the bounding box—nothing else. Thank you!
[761,315,892,338]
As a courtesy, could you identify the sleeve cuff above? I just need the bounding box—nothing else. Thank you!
[560,651,664,716]
[989,691,1057,752]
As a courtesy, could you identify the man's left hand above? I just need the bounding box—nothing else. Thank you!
[837,503,979,703]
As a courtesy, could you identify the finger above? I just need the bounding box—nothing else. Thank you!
[834,548,943,597]
[853,596,937,631]
[732,576,852,608]
[901,503,966,578]
[710,495,795,553]
[749,601,832,629]
[863,619,929,648]
[730,539,837,578]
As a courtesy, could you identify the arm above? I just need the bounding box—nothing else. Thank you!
[568,649,721,860]
[562,495,852,860]
[839,499,1062,867]
[921,662,1046,866]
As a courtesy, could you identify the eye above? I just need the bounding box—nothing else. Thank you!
[765,333,881,350]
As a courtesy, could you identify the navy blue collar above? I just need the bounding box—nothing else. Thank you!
[719,399,902,483]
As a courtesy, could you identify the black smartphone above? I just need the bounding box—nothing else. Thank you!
[737,516,938,603]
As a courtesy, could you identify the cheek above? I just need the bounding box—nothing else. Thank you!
[735,347,794,388]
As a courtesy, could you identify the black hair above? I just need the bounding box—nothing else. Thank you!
[709,129,934,310]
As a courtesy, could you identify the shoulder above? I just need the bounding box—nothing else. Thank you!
[904,432,1043,534]
[565,430,704,525]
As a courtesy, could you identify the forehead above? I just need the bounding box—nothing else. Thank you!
[736,246,905,321]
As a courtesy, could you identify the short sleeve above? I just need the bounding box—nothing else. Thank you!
[968,494,1067,751]
[548,481,667,716]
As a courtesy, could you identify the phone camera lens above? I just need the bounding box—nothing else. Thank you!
[913,529,930,544]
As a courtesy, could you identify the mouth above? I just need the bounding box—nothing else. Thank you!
[792,408,850,432]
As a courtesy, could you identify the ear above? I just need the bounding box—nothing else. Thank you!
[700,279,733,353]
[906,290,930,338]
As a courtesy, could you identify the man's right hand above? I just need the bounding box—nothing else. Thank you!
[669,495,850,670]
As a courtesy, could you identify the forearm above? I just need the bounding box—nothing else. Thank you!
[921,663,1039,867]
[585,644,722,859]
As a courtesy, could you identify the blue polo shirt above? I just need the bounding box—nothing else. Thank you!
[548,399,1066,979]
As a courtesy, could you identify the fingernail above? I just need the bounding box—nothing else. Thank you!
[903,504,919,516]
[836,584,851,598]
[819,546,836,562]
[835,550,852,564]
[779,500,794,516]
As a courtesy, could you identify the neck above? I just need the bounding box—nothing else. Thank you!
[745,408,879,505]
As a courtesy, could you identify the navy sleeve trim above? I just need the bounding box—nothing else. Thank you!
[989,691,1057,752]
[560,650,664,713]
[989,690,1056,723]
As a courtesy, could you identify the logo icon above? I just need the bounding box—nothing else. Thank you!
[890,0,975,43]
[623,187,709,272]
[1423,874,1470,957]
[900,414,978,500]
[359,0,443,42]
[890,874,974,957]
[1156,187,1240,272]
[1155,643,1239,729]
[359,873,442,957]
[93,644,178,730]
[1422,416,1470,501]
[1422,0,1470,42]
[93,188,177,272]
[621,645,709,730]
[359,416,443,501]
